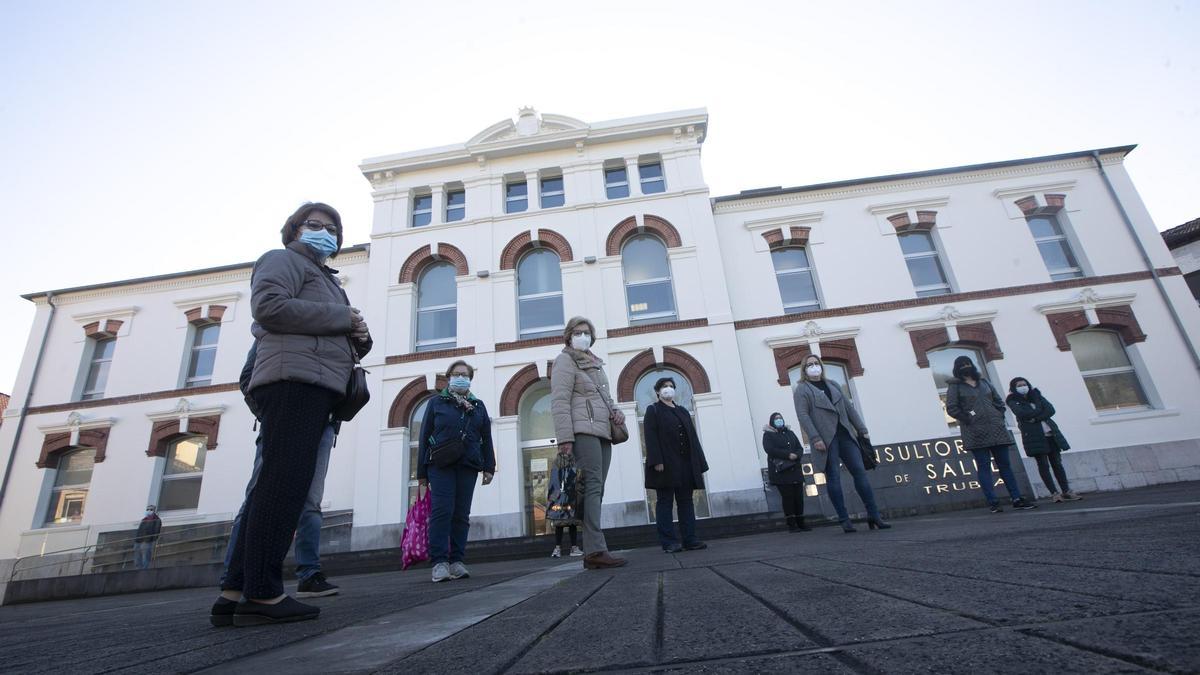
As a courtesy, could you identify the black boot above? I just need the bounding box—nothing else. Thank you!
[786,516,799,532]
[795,516,812,532]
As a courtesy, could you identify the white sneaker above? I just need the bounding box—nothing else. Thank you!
[449,561,469,579]
[551,546,561,558]
[569,546,584,557]
[432,562,450,583]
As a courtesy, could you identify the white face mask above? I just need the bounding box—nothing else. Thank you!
[571,333,592,351]
[145,510,154,517]
[805,364,822,379]
[1015,385,1030,396]
[659,386,676,400]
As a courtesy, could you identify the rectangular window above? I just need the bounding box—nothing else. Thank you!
[540,175,564,209]
[412,194,433,227]
[605,166,630,199]
[185,323,220,388]
[44,449,96,525]
[445,189,466,222]
[1067,330,1149,411]
[770,248,820,314]
[159,437,206,511]
[899,231,951,297]
[80,338,116,401]
[1027,214,1082,280]
[505,179,528,213]
[639,161,665,194]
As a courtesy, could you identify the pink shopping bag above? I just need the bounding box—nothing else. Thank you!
[401,490,431,569]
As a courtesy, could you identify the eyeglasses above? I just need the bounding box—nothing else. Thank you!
[301,220,338,234]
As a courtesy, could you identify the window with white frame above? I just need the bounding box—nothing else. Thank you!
[412,193,433,227]
[519,382,558,536]
[927,346,987,425]
[44,448,96,525]
[158,436,206,511]
[445,188,466,222]
[633,368,709,521]
[408,395,433,507]
[604,164,630,199]
[899,231,951,297]
[184,323,220,388]
[1067,329,1149,411]
[621,235,677,324]
[639,160,665,194]
[539,174,564,209]
[505,178,528,213]
[771,247,821,314]
[517,249,565,339]
[1026,214,1082,280]
[415,262,457,352]
[80,337,116,401]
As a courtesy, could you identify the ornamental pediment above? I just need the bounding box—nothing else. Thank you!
[467,107,587,146]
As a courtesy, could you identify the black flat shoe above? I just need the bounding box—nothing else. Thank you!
[683,541,708,551]
[795,520,812,532]
[233,596,320,627]
[210,597,237,627]
[867,518,892,530]
[840,520,857,533]
[663,544,683,553]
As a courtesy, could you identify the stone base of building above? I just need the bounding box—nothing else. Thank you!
[1021,437,1200,498]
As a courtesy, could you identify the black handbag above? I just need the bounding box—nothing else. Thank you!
[429,414,468,469]
[772,457,798,473]
[858,437,878,470]
[332,338,371,422]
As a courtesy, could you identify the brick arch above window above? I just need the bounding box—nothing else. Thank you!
[37,427,111,468]
[762,227,811,249]
[772,339,864,386]
[146,415,221,457]
[499,363,555,416]
[888,210,937,233]
[184,305,227,324]
[83,320,124,340]
[1016,193,1066,216]
[1045,305,1146,352]
[388,375,448,428]
[499,230,574,271]
[605,214,683,257]
[616,346,711,402]
[398,243,470,284]
[908,322,1004,368]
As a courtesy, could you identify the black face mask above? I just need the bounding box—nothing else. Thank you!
[955,366,979,378]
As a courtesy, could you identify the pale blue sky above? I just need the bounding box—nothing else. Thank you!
[1,0,1197,395]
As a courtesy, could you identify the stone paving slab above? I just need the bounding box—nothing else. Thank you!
[1022,608,1200,674]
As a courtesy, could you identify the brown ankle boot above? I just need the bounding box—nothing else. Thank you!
[583,551,628,569]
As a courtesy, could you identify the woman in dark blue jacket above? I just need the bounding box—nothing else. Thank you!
[1006,377,1081,503]
[417,360,496,583]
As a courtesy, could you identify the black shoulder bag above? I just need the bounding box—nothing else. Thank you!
[332,338,371,422]
[429,412,469,469]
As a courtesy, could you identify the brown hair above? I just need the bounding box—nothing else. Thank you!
[562,316,598,347]
[445,359,475,379]
[802,353,824,381]
[280,202,344,256]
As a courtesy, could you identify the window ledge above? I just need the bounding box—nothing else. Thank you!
[26,523,90,534]
[1089,407,1179,425]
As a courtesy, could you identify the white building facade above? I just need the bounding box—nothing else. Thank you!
[1,108,1198,565]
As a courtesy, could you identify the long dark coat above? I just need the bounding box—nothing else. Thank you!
[945,377,1013,450]
[762,426,805,485]
[1006,388,1071,457]
[643,401,709,490]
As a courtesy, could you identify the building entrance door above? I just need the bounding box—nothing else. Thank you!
[523,445,559,536]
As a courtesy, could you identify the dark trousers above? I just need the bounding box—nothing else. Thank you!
[428,463,478,564]
[222,381,337,600]
[1035,438,1071,493]
[971,445,1024,506]
[554,524,578,547]
[825,427,880,521]
[775,483,805,520]
[655,486,699,548]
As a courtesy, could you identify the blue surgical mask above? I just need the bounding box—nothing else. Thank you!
[449,376,471,393]
[299,230,338,258]
[772,419,785,429]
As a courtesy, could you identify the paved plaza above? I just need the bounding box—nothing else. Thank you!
[2,482,1198,674]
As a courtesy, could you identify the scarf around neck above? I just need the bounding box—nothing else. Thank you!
[444,388,476,412]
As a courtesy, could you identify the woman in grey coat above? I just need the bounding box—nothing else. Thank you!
[551,316,627,570]
[214,202,372,627]
[944,356,1035,513]
[793,354,890,532]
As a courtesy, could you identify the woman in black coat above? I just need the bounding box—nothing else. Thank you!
[1006,377,1081,503]
[762,412,810,532]
[644,377,709,553]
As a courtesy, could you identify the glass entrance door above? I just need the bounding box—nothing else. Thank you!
[523,445,559,536]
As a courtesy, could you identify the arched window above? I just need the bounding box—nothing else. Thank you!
[633,368,709,521]
[408,395,434,507]
[517,249,564,339]
[927,345,987,426]
[518,382,559,536]
[771,247,820,314]
[1067,329,1148,411]
[44,448,95,525]
[415,262,457,352]
[158,436,206,511]
[899,231,951,297]
[622,235,677,324]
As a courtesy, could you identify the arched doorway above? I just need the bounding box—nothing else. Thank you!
[633,368,710,522]
[518,381,559,536]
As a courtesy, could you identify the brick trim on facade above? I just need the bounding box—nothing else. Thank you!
[761,227,811,249]
[604,214,683,256]
[398,243,470,284]
[732,268,1181,331]
[888,211,936,233]
[27,382,240,415]
[385,346,476,365]
[184,305,226,325]
[388,375,448,428]
[1044,304,1147,351]
[616,346,712,402]
[495,336,562,352]
[499,363,552,417]
[907,322,1004,368]
[499,229,574,270]
[146,415,221,457]
[83,319,124,340]
[607,318,708,339]
[771,339,864,386]
[1017,193,1067,216]
[37,427,111,469]
[908,328,950,369]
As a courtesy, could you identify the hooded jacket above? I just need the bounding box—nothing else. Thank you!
[762,424,805,485]
[945,375,1012,450]
[1005,381,1071,457]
